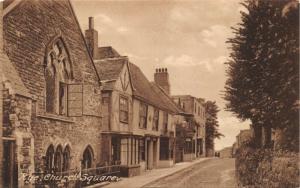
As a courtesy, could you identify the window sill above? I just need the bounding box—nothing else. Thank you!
[37,113,75,123]
[120,120,129,124]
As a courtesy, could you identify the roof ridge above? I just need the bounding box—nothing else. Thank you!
[94,56,128,62]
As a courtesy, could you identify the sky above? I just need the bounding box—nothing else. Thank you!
[72,0,250,151]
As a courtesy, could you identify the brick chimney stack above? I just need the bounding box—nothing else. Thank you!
[85,17,98,58]
[154,68,170,95]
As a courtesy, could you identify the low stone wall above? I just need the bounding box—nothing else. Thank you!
[158,160,174,168]
[236,145,299,188]
[120,165,141,177]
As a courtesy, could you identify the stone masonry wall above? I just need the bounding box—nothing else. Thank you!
[2,87,34,187]
[3,0,102,182]
[3,0,100,109]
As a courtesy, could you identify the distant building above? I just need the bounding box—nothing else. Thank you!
[172,95,206,162]
[219,147,233,158]
[236,129,253,148]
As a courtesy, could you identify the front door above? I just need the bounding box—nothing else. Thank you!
[3,140,17,188]
[153,140,157,168]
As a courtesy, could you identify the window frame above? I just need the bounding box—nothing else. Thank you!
[139,139,145,161]
[59,82,68,116]
[163,112,168,132]
[152,108,159,131]
[45,38,74,116]
[119,96,129,123]
[139,102,148,129]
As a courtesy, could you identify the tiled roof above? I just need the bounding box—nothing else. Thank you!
[95,46,121,60]
[150,83,182,114]
[1,53,31,98]
[94,57,127,90]
[129,63,179,114]
[93,46,181,114]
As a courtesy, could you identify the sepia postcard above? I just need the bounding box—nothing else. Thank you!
[0,0,299,187]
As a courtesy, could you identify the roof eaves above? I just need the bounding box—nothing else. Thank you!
[133,95,176,114]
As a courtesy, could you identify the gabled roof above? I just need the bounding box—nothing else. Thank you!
[4,0,101,84]
[93,45,181,114]
[95,46,121,60]
[94,57,127,90]
[94,57,127,81]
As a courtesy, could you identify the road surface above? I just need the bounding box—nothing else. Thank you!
[143,158,236,188]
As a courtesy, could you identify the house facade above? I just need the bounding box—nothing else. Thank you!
[172,95,206,162]
[2,1,102,187]
[84,17,179,176]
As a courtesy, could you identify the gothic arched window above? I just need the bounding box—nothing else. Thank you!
[54,145,63,173]
[45,37,73,115]
[45,145,55,173]
[82,146,94,170]
[62,145,71,172]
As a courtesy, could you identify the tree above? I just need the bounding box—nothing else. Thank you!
[205,101,223,156]
[224,0,299,150]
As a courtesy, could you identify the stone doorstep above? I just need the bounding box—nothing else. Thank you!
[91,158,210,188]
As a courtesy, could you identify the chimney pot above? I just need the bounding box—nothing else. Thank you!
[89,17,94,30]
[154,67,170,95]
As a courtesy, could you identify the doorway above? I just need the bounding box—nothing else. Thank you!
[3,140,17,188]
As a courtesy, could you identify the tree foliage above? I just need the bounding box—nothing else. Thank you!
[224,0,299,133]
[205,101,223,151]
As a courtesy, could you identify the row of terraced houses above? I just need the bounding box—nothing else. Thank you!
[0,0,207,187]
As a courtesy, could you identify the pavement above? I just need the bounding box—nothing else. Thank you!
[90,158,210,188]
